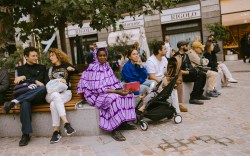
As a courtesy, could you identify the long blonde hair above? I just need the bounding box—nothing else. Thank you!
[49,48,70,64]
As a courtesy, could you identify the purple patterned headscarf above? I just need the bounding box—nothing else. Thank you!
[77,48,123,96]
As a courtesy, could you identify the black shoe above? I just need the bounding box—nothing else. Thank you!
[119,122,137,130]
[19,134,30,146]
[197,95,211,100]
[50,131,62,144]
[243,58,246,63]
[2,101,15,113]
[189,99,204,105]
[64,123,76,135]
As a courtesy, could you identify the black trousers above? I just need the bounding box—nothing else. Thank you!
[190,71,206,99]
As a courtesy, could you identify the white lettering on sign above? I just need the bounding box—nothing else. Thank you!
[122,21,142,29]
[171,11,197,20]
[76,27,96,35]
[67,23,98,37]
[161,4,201,24]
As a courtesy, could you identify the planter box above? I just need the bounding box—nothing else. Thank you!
[225,54,238,61]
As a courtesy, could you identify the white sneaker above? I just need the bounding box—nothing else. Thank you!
[228,78,238,83]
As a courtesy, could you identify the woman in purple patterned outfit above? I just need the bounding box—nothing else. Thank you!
[77,47,136,141]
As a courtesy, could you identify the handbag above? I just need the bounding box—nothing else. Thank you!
[195,65,211,73]
[46,79,68,94]
[13,83,31,98]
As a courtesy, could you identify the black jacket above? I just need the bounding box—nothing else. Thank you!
[16,63,46,84]
[174,51,193,71]
[203,51,218,72]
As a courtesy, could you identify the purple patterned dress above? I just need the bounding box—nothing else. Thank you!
[77,48,136,131]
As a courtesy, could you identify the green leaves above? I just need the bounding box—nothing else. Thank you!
[0,0,180,50]
[205,23,230,41]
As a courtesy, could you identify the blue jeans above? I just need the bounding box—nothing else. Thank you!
[140,80,157,95]
[16,86,47,134]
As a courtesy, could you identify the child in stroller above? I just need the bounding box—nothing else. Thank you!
[135,57,183,130]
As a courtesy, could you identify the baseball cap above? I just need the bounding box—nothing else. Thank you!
[177,41,189,48]
[192,42,205,50]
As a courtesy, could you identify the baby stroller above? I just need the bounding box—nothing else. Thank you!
[134,76,182,131]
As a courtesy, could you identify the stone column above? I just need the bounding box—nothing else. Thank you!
[144,11,163,42]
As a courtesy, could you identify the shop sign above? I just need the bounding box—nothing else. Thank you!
[67,23,97,37]
[119,20,144,29]
[171,11,199,20]
[111,15,144,30]
[161,4,201,24]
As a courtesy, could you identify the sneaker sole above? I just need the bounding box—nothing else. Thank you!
[50,135,62,144]
[65,130,76,136]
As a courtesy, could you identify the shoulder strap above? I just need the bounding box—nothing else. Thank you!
[182,53,187,63]
[48,67,53,80]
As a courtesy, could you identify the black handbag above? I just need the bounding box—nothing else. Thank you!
[13,83,31,98]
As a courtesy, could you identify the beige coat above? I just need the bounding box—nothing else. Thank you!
[186,49,209,67]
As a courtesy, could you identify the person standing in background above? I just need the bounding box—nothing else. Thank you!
[87,44,95,64]
[164,36,171,60]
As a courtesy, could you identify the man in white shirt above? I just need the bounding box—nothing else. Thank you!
[146,41,168,83]
[164,36,171,59]
[146,41,181,113]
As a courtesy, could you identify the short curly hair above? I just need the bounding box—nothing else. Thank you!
[48,48,70,64]
[152,41,165,55]
[23,47,38,57]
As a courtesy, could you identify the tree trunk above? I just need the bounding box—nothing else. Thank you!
[58,24,67,53]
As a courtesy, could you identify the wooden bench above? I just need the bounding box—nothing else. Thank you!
[0,73,83,113]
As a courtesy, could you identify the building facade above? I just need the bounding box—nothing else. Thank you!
[221,0,250,60]
[62,0,223,64]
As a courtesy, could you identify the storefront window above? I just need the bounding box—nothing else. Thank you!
[223,24,250,58]
[162,19,202,50]
[69,34,98,65]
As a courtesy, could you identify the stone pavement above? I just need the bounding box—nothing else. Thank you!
[1,60,250,156]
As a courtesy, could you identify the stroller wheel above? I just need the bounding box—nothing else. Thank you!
[174,115,182,124]
[140,120,148,131]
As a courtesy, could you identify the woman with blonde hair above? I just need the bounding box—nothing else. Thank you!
[45,48,78,144]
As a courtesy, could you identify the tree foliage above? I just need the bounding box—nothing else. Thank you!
[205,23,230,41]
[0,0,181,52]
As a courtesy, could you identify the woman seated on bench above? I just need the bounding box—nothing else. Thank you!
[77,47,136,141]
[46,48,78,144]
[204,42,238,85]
[121,48,156,112]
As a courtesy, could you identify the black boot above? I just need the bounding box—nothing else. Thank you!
[19,134,30,146]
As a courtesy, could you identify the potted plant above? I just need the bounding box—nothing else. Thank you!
[205,23,230,41]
